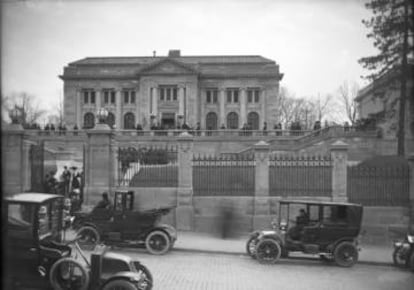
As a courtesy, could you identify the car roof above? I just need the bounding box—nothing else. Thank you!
[5,193,63,204]
[279,199,362,207]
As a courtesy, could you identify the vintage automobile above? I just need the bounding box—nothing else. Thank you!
[73,190,177,255]
[393,234,414,272]
[246,200,363,267]
[4,192,153,290]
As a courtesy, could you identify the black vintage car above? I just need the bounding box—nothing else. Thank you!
[246,200,363,267]
[4,192,152,290]
[73,190,177,255]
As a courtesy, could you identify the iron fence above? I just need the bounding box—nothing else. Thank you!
[347,165,409,206]
[193,155,255,196]
[118,145,178,187]
[269,155,332,197]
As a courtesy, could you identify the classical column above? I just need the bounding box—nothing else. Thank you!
[178,86,184,116]
[152,87,158,118]
[116,90,122,130]
[135,89,140,127]
[261,88,266,126]
[219,88,226,127]
[76,90,82,128]
[95,89,101,111]
[240,88,247,125]
[200,89,205,129]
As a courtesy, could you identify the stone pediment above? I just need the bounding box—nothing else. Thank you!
[137,58,198,75]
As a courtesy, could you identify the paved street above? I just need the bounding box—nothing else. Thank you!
[110,248,414,290]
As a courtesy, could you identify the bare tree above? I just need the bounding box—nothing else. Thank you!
[2,92,46,127]
[337,81,359,125]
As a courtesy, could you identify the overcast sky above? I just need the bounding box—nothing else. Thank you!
[1,0,376,113]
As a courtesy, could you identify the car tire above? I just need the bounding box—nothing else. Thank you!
[255,238,282,264]
[49,257,89,290]
[102,279,140,290]
[392,247,406,267]
[135,263,154,290]
[333,241,358,267]
[246,235,259,259]
[76,226,100,250]
[145,230,171,255]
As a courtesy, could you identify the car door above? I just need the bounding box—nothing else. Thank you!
[301,204,321,244]
[318,205,350,246]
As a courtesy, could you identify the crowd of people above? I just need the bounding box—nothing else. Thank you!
[44,165,84,213]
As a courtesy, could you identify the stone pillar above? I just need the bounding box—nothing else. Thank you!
[85,123,113,205]
[178,86,184,116]
[22,140,32,191]
[116,90,122,130]
[176,132,194,230]
[152,87,158,119]
[200,90,205,129]
[240,88,247,125]
[1,125,24,195]
[219,89,226,127]
[135,88,140,127]
[261,88,266,125]
[330,140,349,202]
[76,90,82,128]
[408,155,414,234]
[253,140,271,229]
[95,89,101,112]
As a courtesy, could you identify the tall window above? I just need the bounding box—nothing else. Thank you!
[123,90,136,104]
[124,112,135,129]
[83,90,96,104]
[226,89,239,103]
[83,112,95,129]
[206,89,218,104]
[159,86,178,102]
[247,112,259,130]
[227,112,239,129]
[205,112,218,130]
[247,89,260,103]
[103,90,116,105]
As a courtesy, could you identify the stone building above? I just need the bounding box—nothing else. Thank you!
[60,50,283,130]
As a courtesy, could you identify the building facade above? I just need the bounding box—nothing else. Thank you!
[61,50,283,131]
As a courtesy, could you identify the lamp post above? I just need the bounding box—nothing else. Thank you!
[8,108,23,130]
[95,107,110,130]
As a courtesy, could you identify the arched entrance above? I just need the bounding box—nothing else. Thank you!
[247,112,259,130]
[205,112,218,130]
[124,112,135,129]
[83,112,95,129]
[227,112,239,129]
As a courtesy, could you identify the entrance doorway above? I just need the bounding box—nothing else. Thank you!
[161,112,176,129]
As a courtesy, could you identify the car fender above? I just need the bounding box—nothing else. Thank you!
[151,224,177,241]
[327,237,358,253]
[74,221,98,231]
[248,231,261,239]
[101,271,143,286]
[258,231,284,246]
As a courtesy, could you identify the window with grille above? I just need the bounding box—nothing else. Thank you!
[226,89,239,103]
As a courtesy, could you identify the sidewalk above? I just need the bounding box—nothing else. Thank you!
[173,231,393,266]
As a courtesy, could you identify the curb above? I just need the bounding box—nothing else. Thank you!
[172,247,392,267]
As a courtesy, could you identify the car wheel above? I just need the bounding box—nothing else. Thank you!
[135,263,153,290]
[255,238,281,264]
[409,251,414,272]
[334,242,358,267]
[246,235,259,259]
[145,230,171,255]
[392,247,406,267]
[102,279,140,290]
[49,257,89,290]
[76,226,100,250]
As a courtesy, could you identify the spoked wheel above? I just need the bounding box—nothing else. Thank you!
[134,263,154,290]
[145,230,171,255]
[392,247,406,267]
[49,258,89,290]
[76,226,100,250]
[319,254,334,263]
[255,238,282,264]
[334,242,358,267]
[246,235,259,259]
[102,279,141,290]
